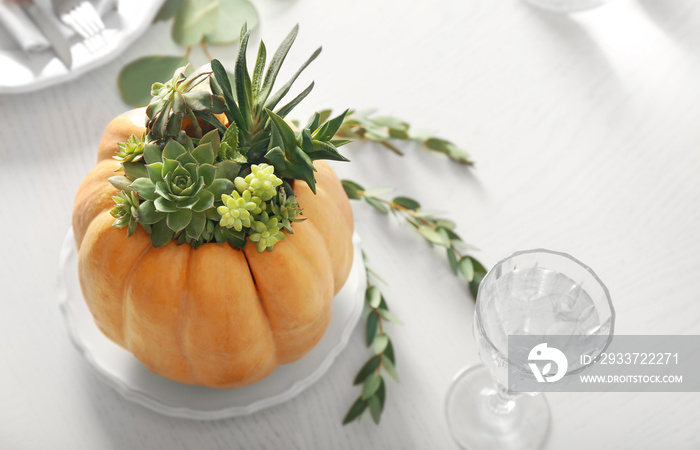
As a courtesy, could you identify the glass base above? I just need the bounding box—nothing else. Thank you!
[445,365,550,450]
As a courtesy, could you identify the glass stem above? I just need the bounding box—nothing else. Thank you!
[487,384,517,415]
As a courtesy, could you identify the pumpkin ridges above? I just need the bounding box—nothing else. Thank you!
[183,243,277,388]
[78,211,152,347]
[295,161,354,293]
[295,180,353,294]
[244,219,334,364]
[124,242,195,384]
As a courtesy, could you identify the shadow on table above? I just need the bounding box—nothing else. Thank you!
[521,5,622,90]
[636,0,700,55]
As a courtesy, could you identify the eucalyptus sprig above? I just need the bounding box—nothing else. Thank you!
[343,256,400,425]
[328,109,473,165]
[341,180,487,298]
[118,0,259,107]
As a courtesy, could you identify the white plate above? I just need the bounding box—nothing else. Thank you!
[0,0,165,93]
[57,228,366,420]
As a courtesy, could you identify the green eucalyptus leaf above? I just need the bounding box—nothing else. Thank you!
[154,0,185,22]
[447,248,459,274]
[118,56,189,107]
[381,355,398,382]
[203,0,258,44]
[469,257,488,299]
[458,256,474,282]
[171,0,219,46]
[366,310,378,346]
[376,377,386,410]
[372,334,389,355]
[392,196,420,210]
[365,197,388,214]
[417,225,449,246]
[363,187,392,197]
[361,374,381,400]
[366,286,381,309]
[353,355,381,385]
[384,340,395,365]
[341,180,364,200]
[342,398,367,425]
[377,308,402,324]
[368,396,381,424]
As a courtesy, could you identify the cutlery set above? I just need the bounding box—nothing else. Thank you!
[13,0,106,68]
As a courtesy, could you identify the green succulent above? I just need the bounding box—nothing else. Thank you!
[270,187,304,233]
[249,212,286,252]
[146,66,226,140]
[208,24,351,193]
[110,190,140,236]
[130,138,234,247]
[234,163,282,201]
[110,24,352,251]
[114,134,154,163]
[217,189,262,232]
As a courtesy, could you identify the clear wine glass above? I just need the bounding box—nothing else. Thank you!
[445,249,614,450]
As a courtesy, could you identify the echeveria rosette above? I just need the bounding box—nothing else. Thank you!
[114,134,154,163]
[131,139,234,247]
[146,66,226,140]
[110,190,140,237]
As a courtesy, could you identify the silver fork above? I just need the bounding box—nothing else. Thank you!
[50,0,105,40]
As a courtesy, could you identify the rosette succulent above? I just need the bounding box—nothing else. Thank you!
[106,23,352,251]
[114,134,153,163]
[129,138,234,247]
[73,24,356,390]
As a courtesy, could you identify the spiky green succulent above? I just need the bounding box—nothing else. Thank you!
[109,24,351,251]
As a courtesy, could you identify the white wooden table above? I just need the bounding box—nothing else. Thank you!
[2,0,699,448]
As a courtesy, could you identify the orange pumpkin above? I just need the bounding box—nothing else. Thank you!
[72,109,354,388]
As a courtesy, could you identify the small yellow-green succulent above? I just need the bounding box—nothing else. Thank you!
[217,190,262,232]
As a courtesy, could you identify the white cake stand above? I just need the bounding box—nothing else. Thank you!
[57,228,366,420]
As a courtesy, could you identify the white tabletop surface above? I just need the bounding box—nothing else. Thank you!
[2,0,700,449]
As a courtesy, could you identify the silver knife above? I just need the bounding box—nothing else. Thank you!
[18,0,72,68]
